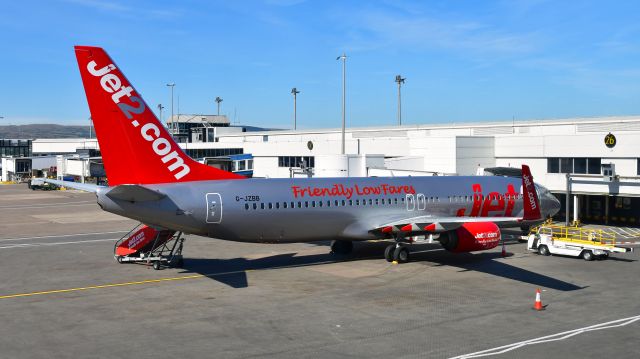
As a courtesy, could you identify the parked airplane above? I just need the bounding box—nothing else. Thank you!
[47,46,561,264]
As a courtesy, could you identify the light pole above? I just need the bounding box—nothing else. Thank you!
[157,104,164,124]
[395,75,405,125]
[166,83,175,134]
[336,53,347,155]
[215,97,223,116]
[88,117,93,139]
[291,87,300,130]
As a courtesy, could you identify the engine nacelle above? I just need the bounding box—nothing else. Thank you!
[439,222,501,253]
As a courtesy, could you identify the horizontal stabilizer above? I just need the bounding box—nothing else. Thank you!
[44,179,101,193]
[106,184,166,202]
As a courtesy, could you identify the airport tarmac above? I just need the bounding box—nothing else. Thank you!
[0,184,638,358]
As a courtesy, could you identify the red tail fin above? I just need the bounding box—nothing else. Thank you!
[521,165,542,220]
[74,46,244,186]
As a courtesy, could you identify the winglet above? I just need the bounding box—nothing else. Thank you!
[521,165,542,221]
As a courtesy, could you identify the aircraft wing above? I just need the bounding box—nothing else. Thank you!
[372,164,542,235]
[44,179,102,193]
[373,215,524,234]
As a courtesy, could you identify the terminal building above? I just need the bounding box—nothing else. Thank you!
[2,115,640,226]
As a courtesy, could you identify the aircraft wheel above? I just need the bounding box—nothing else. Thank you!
[384,244,395,262]
[538,245,550,256]
[153,261,161,270]
[116,256,124,264]
[393,246,410,263]
[331,240,353,255]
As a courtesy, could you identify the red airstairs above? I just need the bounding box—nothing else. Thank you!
[114,223,184,270]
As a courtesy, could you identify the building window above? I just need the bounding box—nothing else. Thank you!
[262,135,269,142]
[573,158,586,174]
[547,158,559,173]
[185,148,243,159]
[638,159,640,175]
[277,156,315,168]
[548,157,601,175]
[560,158,573,173]
[587,158,601,174]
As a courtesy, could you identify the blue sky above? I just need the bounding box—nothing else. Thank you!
[1,0,639,128]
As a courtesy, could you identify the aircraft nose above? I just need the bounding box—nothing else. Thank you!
[546,193,561,217]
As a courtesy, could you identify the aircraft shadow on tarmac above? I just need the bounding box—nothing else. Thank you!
[177,241,585,291]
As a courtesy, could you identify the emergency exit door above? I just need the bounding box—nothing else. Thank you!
[206,193,223,223]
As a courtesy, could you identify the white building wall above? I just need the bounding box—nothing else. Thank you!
[456,137,495,175]
[1,158,14,181]
[32,139,99,154]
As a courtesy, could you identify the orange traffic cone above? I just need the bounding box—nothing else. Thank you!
[533,288,545,311]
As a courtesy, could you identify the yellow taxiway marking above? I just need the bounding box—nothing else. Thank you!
[0,274,205,300]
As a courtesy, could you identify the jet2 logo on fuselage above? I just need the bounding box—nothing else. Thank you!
[455,183,518,217]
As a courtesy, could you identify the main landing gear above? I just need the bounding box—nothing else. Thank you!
[384,234,411,263]
[384,243,410,263]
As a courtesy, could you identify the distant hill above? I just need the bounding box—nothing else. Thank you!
[0,124,90,139]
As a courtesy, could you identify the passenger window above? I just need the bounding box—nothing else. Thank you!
[253,203,257,210]
[244,203,249,210]
[335,200,339,206]
[305,201,309,208]
[342,200,346,206]
[369,199,373,205]
[260,203,265,209]
[356,199,360,205]
[375,199,379,205]
[283,202,288,209]
[312,201,316,207]
[297,202,302,208]
[268,203,273,209]
[276,202,280,209]
[349,200,353,206]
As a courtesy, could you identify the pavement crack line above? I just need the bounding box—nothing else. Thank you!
[449,314,640,359]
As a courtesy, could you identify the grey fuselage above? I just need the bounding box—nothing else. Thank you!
[96,176,561,243]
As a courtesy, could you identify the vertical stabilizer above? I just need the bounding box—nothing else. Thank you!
[74,46,244,186]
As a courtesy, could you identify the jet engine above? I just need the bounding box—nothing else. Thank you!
[438,222,501,253]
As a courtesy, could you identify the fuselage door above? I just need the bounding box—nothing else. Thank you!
[206,193,223,224]
[417,193,426,211]
[406,194,415,211]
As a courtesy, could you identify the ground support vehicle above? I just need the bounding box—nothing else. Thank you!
[527,225,632,261]
[114,224,184,270]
